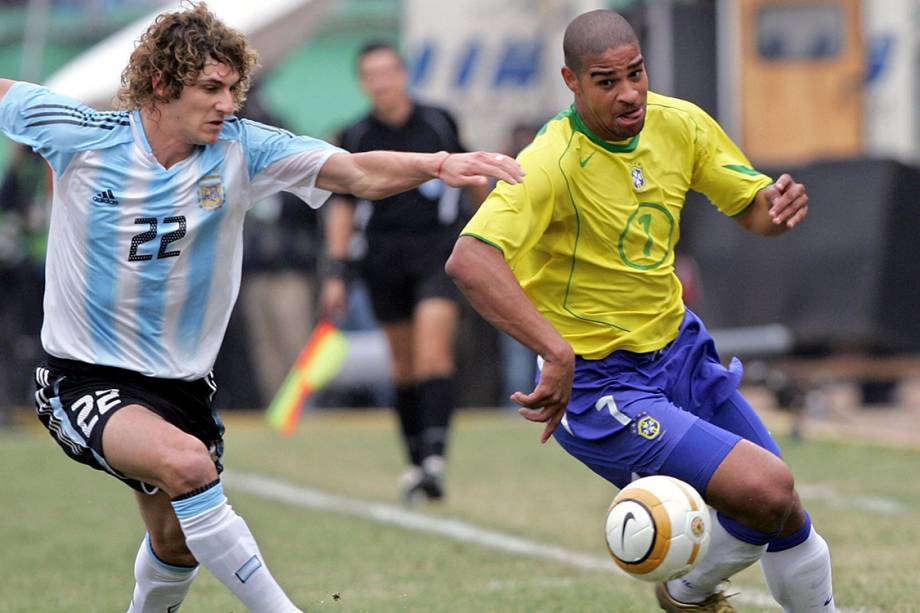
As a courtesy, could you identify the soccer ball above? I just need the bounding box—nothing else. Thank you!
[604,475,711,583]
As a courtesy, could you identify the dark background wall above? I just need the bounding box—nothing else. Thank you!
[680,158,920,354]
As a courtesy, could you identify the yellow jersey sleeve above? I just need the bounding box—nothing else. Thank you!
[689,105,773,216]
[461,143,556,271]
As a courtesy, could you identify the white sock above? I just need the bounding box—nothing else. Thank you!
[666,509,766,603]
[127,534,198,613]
[172,481,301,613]
[761,527,835,612]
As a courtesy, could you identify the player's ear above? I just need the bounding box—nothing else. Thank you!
[561,66,580,95]
[151,72,167,99]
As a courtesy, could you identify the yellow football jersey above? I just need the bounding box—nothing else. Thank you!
[462,92,772,358]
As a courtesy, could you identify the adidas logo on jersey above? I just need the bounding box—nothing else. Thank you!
[92,189,119,206]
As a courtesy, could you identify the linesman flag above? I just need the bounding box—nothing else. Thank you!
[265,320,349,436]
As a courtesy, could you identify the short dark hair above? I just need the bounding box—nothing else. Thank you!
[563,9,638,73]
[356,41,405,68]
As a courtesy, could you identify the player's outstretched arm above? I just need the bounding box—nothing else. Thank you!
[317,150,523,201]
[446,235,574,444]
[735,173,809,235]
[0,78,16,102]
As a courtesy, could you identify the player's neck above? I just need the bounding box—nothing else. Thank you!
[373,97,413,128]
[573,101,633,144]
[139,108,196,169]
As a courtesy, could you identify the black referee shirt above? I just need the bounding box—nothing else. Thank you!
[337,102,467,235]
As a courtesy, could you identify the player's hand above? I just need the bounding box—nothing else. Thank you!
[762,173,808,229]
[319,277,348,321]
[511,348,575,444]
[437,151,524,189]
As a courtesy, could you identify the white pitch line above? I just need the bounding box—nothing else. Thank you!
[223,470,870,613]
[798,483,904,515]
[224,470,611,572]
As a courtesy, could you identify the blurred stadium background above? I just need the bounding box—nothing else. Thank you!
[1,1,919,610]
[3,0,920,414]
[2,0,920,416]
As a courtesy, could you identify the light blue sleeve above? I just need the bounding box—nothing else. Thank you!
[238,118,341,176]
[0,82,130,175]
[238,118,346,207]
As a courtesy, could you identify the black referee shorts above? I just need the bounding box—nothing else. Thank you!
[33,356,223,494]
[362,227,461,323]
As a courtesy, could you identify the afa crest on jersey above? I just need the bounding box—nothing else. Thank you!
[630,164,647,192]
[198,175,225,211]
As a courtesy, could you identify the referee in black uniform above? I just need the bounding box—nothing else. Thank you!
[321,42,487,501]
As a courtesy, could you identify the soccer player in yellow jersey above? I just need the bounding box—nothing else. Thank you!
[447,9,835,613]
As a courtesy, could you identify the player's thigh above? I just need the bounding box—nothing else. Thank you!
[103,404,217,495]
[652,390,783,497]
[412,297,459,377]
[698,391,796,524]
[34,361,223,496]
[707,390,782,457]
[554,389,714,491]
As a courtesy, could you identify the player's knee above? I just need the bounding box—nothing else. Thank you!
[743,463,796,532]
[158,437,217,495]
[391,365,415,385]
[415,358,454,379]
[759,477,795,532]
[776,491,808,538]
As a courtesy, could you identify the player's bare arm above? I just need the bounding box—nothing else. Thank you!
[0,78,15,101]
[446,235,574,443]
[735,173,809,235]
[317,150,524,200]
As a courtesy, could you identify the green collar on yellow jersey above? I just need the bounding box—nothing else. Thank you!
[567,105,640,153]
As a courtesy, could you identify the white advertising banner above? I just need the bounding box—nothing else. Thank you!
[863,0,920,164]
[404,0,605,151]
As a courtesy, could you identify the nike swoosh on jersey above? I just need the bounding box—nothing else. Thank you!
[579,152,596,167]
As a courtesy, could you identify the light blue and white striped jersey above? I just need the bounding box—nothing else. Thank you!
[0,82,343,380]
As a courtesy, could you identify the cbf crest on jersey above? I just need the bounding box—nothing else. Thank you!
[630,164,647,192]
[197,175,225,211]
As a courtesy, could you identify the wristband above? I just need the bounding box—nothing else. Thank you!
[435,152,451,179]
[324,259,350,280]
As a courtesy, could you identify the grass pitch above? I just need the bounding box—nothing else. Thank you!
[2,408,918,612]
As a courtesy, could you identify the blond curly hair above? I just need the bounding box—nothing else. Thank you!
[116,1,259,110]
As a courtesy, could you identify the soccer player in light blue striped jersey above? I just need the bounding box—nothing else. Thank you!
[0,3,523,612]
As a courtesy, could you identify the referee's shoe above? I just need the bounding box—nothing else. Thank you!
[399,455,445,502]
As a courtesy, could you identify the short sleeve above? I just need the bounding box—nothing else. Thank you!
[0,82,130,175]
[241,118,345,208]
[461,149,555,269]
[689,106,772,217]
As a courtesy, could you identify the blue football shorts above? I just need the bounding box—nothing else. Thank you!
[551,309,781,494]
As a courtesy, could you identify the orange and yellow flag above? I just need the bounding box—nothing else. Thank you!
[265,320,349,436]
